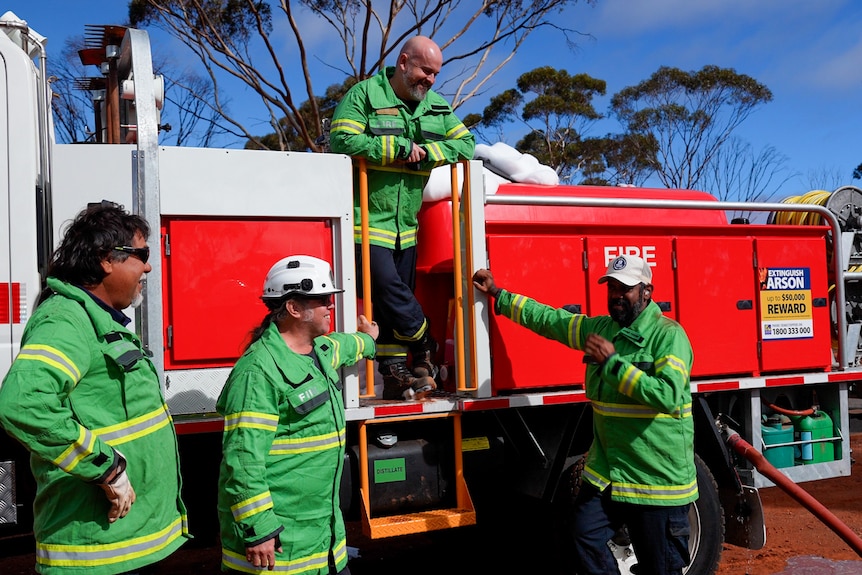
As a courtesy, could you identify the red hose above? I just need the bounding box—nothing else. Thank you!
[761,398,816,418]
[725,431,862,557]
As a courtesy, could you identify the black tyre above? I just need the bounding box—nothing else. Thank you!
[684,454,724,575]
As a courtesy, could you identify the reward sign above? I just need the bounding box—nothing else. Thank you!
[759,267,813,340]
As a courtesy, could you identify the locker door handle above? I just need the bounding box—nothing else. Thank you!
[562,304,581,314]
[657,301,672,312]
[736,300,753,310]
[812,298,827,307]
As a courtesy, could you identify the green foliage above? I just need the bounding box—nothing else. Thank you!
[611,65,772,189]
[248,77,357,151]
[854,163,862,180]
[474,66,656,185]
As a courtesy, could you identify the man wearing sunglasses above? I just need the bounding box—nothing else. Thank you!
[0,202,188,575]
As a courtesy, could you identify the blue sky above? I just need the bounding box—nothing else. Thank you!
[4,0,860,199]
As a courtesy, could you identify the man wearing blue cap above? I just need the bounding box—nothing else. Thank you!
[472,254,696,575]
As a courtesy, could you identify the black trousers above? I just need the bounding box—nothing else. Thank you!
[568,482,691,575]
[355,244,428,365]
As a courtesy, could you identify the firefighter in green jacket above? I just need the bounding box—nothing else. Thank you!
[330,35,475,400]
[0,202,188,575]
[217,255,378,573]
[472,254,696,575]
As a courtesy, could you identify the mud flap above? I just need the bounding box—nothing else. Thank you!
[721,484,765,550]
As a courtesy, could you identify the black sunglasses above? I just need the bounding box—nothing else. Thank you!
[113,246,150,264]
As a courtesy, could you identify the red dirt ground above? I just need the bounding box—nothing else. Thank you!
[715,431,862,575]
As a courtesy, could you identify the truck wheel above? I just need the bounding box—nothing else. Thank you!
[684,454,724,575]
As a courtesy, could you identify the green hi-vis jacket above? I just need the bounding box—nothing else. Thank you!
[217,323,376,574]
[495,292,698,507]
[0,278,188,575]
[329,67,475,250]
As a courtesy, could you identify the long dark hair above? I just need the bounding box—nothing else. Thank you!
[246,297,290,350]
[49,201,150,286]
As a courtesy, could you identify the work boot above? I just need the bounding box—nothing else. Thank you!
[410,331,439,381]
[381,360,436,400]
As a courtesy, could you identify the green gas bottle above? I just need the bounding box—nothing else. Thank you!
[793,410,834,464]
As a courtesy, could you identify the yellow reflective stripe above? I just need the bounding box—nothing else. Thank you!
[94,405,171,446]
[400,228,417,244]
[568,314,584,349]
[332,538,347,567]
[618,364,644,396]
[222,537,347,574]
[447,123,470,140]
[381,135,397,165]
[36,515,185,567]
[592,400,692,419]
[224,411,279,433]
[509,294,529,324]
[657,354,690,379]
[393,318,428,342]
[348,333,368,361]
[582,465,611,491]
[269,428,345,456]
[231,491,273,522]
[353,226,398,247]
[365,164,431,176]
[53,425,95,472]
[18,344,81,382]
[375,344,408,357]
[320,333,367,366]
[425,141,444,162]
[330,118,365,135]
[613,478,698,502]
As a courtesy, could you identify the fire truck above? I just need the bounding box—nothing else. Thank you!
[2,14,861,574]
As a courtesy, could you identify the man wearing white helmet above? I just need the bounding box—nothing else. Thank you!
[472,254,696,575]
[216,255,378,574]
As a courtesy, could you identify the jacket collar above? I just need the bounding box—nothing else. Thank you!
[259,322,335,386]
[614,300,663,348]
[46,277,134,338]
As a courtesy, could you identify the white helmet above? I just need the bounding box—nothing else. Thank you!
[262,255,344,300]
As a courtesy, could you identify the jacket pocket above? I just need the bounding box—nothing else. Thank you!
[418,114,446,141]
[285,377,331,415]
[369,114,405,136]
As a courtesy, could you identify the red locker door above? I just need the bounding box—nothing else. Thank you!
[755,236,832,373]
[486,234,587,390]
[675,236,759,378]
[163,219,334,368]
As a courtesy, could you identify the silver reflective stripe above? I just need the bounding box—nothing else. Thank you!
[614,481,698,500]
[222,539,344,573]
[36,516,184,566]
[592,401,691,419]
[270,429,345,455]
[53,427,94,472]
[223,411,279,432]
[231,492,273,521]
[18,344,81,383]
[95,407,170,445]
